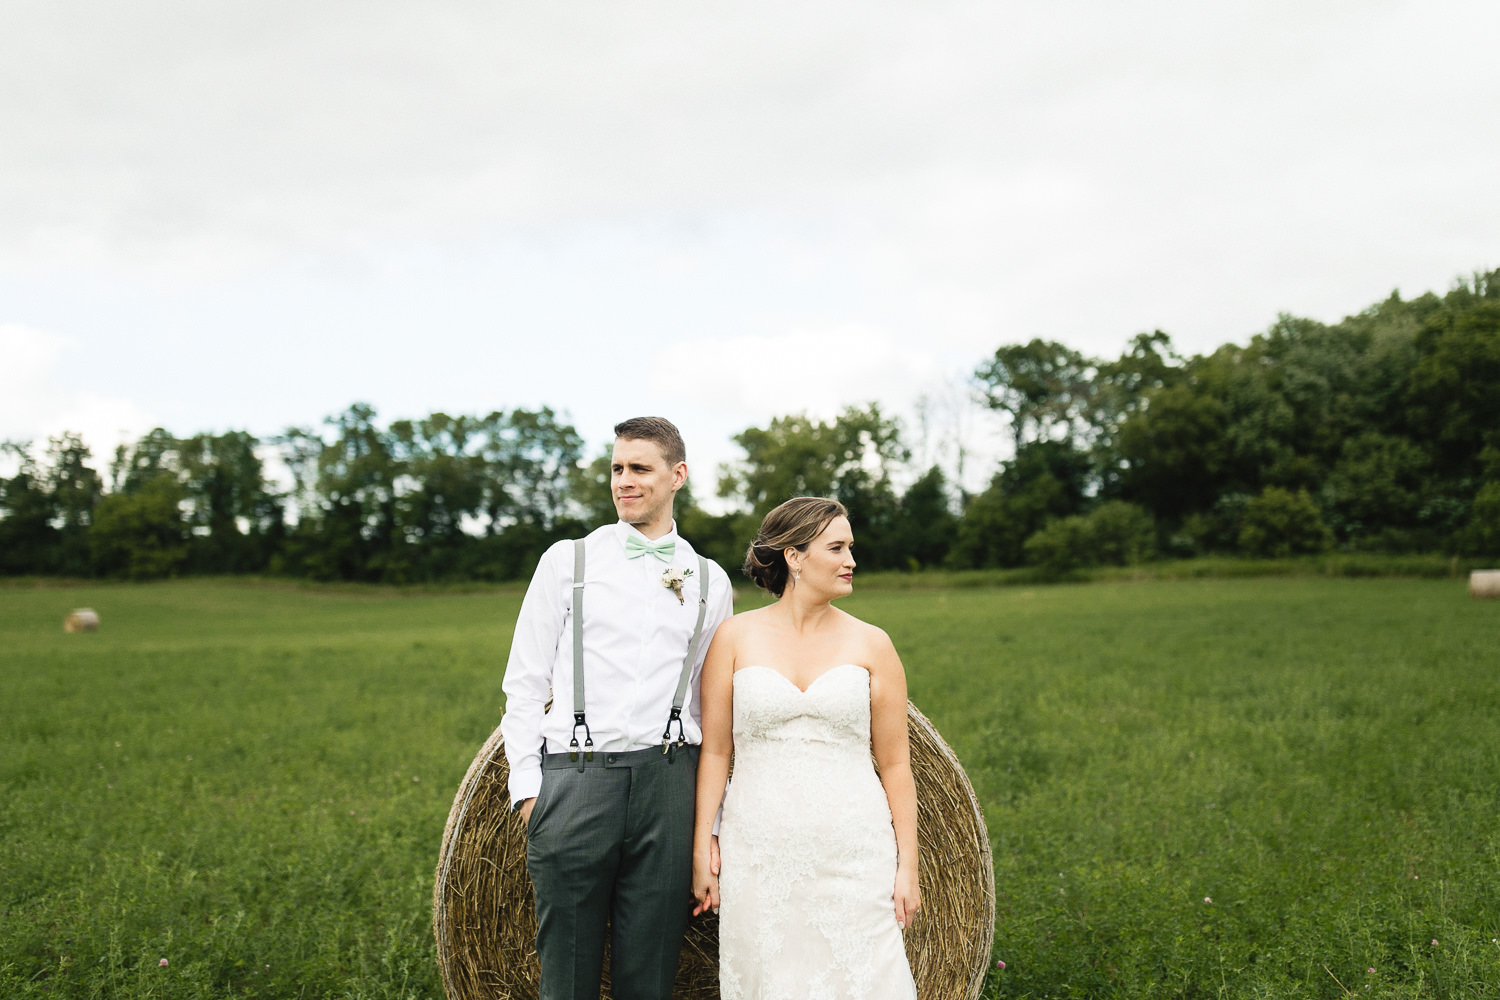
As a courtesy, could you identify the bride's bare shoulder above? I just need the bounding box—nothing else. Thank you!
[832,606,892,642]
[718,604,774,637]
[832,609,899,667]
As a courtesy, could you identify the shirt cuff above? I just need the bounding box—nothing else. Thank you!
[509,767,543,809]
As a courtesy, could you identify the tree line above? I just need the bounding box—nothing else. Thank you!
[4,271,1498,581]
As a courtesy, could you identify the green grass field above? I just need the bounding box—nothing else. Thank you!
[2,577,1497,998]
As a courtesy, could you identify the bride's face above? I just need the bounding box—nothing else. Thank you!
[788,515,856,598]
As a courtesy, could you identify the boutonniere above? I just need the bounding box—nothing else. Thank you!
[661,566,694,604]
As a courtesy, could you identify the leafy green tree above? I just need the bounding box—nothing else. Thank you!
[110,427,177,494]
[297,403,402,581]
[1118,383,1228,520]
[1405,294,1500,482]
[720,405,907,515]
[883,466,958,570]
[503,408,585,529]
[473,408,585,535]
[274,426,326,526]
[975,339,1095,451]
[948,441,1091,568]
[1023,501,1155,577]
[1236,315,1373,483]
[1238,487,1332,558]
[676,478,753,577]
[0,442,59,574]
[1085,501,1157,566]
[177,430,281,572]
[1175,493,1253,556]
[1090,331,1184,497]
[89,475,189,579]
[1457,482,1500,557]
[389,412,485,550]
[1114,306,1436,529]
[43,433,103,575]
[268,405,589,583]
[1321,433,1430,542]
[454,408,588,582]
[46,433,103,533]
[838,473,902,570]
[718,405,908,569]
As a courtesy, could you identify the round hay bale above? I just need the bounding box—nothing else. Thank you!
[1470,570,1500,599]
[434,702,994,1000]
[63,608,100,633]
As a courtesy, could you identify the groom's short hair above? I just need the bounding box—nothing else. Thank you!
[614,416,686,466]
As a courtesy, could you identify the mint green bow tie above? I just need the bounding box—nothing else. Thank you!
[625,534,676,562]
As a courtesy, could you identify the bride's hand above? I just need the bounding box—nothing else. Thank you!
[691,869,719,916]
[893,865,920,930]
[691,837,721,917]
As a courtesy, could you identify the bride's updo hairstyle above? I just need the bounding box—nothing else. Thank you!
[743,496,849,597]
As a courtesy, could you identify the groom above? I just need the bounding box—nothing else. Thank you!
[501,416,734,1000]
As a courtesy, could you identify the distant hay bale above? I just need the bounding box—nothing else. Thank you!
[63,608,100,633]
[1471,570,1500,599]
[434,702,995,1000]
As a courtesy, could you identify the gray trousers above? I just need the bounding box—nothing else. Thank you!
[525,744,698,1000]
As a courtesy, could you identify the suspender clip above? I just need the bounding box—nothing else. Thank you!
[661,707,686,759]
[570,712,593,769]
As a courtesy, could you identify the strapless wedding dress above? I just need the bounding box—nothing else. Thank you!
[717,663,917,1000]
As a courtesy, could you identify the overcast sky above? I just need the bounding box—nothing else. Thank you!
[3,0,1497,496]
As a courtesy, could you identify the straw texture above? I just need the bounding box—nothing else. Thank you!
[434,702,994,999]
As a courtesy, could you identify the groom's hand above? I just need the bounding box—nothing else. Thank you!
[518,797,537,826]
[710,834,721,876]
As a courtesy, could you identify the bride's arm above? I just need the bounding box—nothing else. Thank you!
[692,621,736,915]
[870,630,921,929]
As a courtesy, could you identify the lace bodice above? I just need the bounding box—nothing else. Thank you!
[732,663,872,751]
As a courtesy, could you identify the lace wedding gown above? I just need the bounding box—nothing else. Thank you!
[717,663,917,1000]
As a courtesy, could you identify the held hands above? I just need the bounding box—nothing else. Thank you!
[894,864,921,930]
[691,835,721,917]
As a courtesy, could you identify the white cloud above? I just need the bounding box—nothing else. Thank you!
[650,323,944,423]
[6,0,1497,309]
[1,0,1497,489]
[0,323,157,472]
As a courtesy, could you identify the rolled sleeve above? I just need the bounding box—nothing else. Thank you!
[499,540,569,807]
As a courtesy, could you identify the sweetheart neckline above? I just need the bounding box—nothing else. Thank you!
[735,662,868,695]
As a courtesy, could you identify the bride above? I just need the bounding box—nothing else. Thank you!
[691,497,919,1000]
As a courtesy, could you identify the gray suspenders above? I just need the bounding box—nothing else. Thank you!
[568,540,592,764]
[663,552,713,755]
[567,537,711,770]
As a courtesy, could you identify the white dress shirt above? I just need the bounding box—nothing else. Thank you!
[500,520,735,806]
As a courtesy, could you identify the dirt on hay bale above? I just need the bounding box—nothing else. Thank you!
[434,702,995,1000]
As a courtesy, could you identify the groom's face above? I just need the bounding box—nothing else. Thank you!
[611,437,684,528]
